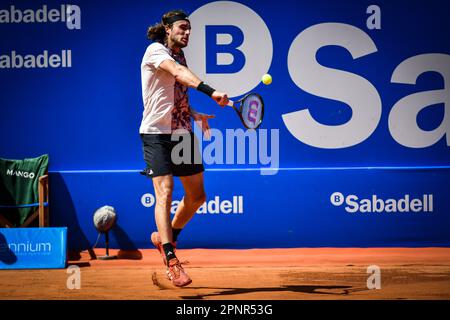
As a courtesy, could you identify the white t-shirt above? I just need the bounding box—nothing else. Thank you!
[139,42,177,134]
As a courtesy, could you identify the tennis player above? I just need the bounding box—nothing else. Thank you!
[140,9,229,287]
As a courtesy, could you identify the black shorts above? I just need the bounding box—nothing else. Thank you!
[140,133,204,178]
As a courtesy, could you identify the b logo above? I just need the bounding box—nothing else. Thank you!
[141,193,155,208]
[184,1,273,97]
[330,192,345,206]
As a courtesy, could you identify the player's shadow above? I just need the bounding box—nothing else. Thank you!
[50,173,97,260]
[67,261,91,268]
[113,224,143,260]
[181,285,367,299]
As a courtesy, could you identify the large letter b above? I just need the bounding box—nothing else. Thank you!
[206,25,245,74]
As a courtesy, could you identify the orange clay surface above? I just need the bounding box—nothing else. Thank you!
[1,247,450,300]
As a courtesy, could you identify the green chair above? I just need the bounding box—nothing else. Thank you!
[0,154,49,228]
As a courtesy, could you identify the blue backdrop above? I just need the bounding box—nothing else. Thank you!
[1,0,449,249]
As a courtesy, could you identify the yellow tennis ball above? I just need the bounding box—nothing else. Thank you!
[262,73,272,85]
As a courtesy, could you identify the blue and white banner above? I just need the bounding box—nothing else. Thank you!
[0,227,67,269]
[50,171,450,249]
[1,0,449,248]
[1,0,449,169]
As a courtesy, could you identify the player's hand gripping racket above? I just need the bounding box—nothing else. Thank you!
[227,93,264,129]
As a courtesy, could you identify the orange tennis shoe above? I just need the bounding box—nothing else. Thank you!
[166,258,192,287]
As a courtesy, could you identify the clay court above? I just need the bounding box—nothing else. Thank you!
[1,247,450,300]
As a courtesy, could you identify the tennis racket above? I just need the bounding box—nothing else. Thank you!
[227,93,264,129]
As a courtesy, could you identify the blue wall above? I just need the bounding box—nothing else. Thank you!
[1,0,449,249]
[50,169,450,249]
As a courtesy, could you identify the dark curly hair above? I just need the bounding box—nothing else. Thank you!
[147,9,189,44]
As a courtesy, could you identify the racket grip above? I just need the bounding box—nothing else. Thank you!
[227,100,234,107]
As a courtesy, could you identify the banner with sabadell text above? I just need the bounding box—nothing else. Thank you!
[1,0,449,249]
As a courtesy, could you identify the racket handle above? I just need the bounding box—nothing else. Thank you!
[227,100,234,107]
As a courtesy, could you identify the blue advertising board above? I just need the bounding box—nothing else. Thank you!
[0,227,67,269]
[1,0,449,248]
[50,169,449,249]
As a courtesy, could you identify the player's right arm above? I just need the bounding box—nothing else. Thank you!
[159,59,228,106]
[159,59,201,89]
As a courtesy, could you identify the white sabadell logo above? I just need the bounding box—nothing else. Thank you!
[141,194,244,214]
[0,50,72,69]
[0,5,81,29]
[330,192,434,213]
[193,196,244,214]
[6,169,35,179]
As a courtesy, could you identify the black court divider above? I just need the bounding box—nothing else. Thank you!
[1,300,448,318]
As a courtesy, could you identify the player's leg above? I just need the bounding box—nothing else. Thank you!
[171,132,206,234]
[160,172,204,288]
[150,132,200,287]
[152,173,192,287]
[140,134,179,267]
[150,173,177,265]
[152,174,174,246]
[172,171,206,230]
